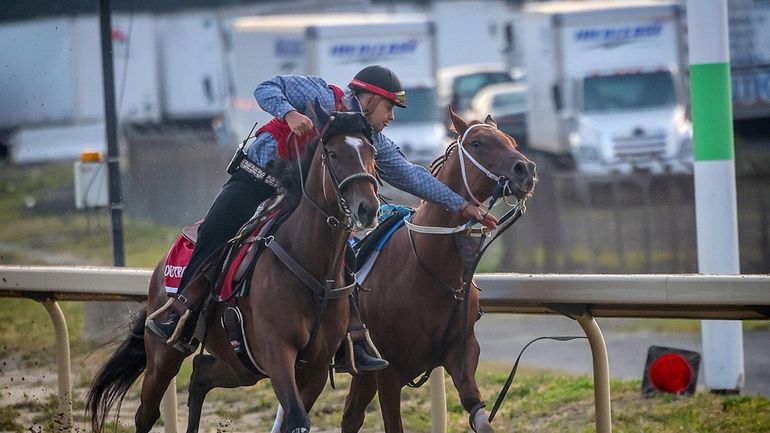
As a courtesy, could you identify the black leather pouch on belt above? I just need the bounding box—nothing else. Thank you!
[226,147,247,175]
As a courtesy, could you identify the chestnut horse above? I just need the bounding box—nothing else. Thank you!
[87,106,380,433]
[341,108,536,433]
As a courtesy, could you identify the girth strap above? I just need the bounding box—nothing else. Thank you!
[265,238,355,300]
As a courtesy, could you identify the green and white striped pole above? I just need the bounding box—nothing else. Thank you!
[687,0,744,392]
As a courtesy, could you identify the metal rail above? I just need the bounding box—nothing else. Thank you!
[1,266,769,433]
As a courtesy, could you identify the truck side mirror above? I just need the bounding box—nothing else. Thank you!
[552,84,563,111]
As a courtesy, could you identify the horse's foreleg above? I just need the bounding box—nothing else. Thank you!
[297,365,331,413]
[444,335,493,433]
[137,341,189,433]
[375,367,406,433]
[186,353,261,433]
[267,349,310,433]
[341,372,378,433]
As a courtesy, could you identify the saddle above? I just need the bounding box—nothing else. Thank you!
[350,205,413,283]
[215,196,289,301]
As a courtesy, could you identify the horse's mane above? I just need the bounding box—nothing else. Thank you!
[429,120,493,177]
[271,138,321,210]
[429,141,458,177]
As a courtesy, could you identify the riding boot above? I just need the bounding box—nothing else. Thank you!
[145,276,209,348]
[332,296,388,374]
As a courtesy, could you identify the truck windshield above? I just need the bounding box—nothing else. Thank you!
[394,87,440,123]
[583,71,676,113]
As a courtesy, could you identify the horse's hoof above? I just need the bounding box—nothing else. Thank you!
[290,428,309,433]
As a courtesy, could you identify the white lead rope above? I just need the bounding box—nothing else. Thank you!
[404,218,475,235]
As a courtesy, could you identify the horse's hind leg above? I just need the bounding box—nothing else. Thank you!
[341,372,378,433]
[444,336,493,433]
[136,343,189,433]
[375,367,406,433]
[186,353,261,433]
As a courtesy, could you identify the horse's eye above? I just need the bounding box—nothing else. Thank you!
[328,151,338,159]
[471,140,480,148]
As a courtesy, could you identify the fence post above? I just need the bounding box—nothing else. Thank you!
[42,300,73,433]
[429,367,447,433]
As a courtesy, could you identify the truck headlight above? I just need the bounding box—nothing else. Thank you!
[569,130,602,162]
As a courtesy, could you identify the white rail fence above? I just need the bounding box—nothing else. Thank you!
[1,265,769,433]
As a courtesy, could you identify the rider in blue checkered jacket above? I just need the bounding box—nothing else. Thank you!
[146,65,496,372]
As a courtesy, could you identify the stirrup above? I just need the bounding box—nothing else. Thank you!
[166,310,194,346]
[332,332,358,375]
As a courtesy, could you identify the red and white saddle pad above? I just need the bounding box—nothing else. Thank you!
[163,233,195,294]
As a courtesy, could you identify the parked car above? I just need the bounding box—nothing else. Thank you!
[463,82,528,145]
[437,63,515,117]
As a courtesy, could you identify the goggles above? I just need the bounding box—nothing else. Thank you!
[350,79,407,107]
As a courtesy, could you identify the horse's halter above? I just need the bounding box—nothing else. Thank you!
[406,122,524,236]
[456,123,514,208]
[292,128,378,230]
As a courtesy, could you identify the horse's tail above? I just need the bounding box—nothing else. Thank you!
[86,309,148,432]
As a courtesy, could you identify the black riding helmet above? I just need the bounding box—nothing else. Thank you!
[348,65,407,108]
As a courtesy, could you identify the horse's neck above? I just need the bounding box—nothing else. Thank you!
[277,170,348,279]
[407,170,469,270]
[410,160,469,230]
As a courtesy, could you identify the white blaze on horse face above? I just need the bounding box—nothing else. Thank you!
[344,136,368,172]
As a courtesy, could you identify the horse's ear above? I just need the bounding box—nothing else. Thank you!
[306,98,331,130]
[448,105,468,135]
[484,114,497,129]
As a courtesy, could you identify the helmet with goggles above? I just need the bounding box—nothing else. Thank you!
[348,65,407,108]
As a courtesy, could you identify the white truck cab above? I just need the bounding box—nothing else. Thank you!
[521,0,692,174]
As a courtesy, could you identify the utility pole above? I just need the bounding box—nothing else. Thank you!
[99,0,126,267]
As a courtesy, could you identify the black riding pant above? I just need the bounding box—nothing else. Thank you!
[176,169,276,293]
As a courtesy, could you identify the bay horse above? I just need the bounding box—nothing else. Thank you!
[87,104,381,433]
[341,108,536,433]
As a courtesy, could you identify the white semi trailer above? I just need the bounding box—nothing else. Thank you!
[224,13,445,165]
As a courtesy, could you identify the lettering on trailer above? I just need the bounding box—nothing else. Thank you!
[275,39,303,57]
[575,22,663,49]
[330,39,418,62]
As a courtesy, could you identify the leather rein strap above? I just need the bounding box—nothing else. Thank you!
[264,236,354,300]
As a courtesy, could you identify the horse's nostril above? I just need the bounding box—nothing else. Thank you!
[358,203,376,226]
[514,161,529,179]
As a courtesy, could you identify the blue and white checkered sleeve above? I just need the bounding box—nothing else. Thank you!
[374,132,465,213]
[254,75,336,119]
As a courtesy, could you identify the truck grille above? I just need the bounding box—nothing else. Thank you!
[612,134,666,161]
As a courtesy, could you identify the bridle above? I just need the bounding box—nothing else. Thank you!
[456,123,515,208]
[406,122,524,236]
[292,127,378,230]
